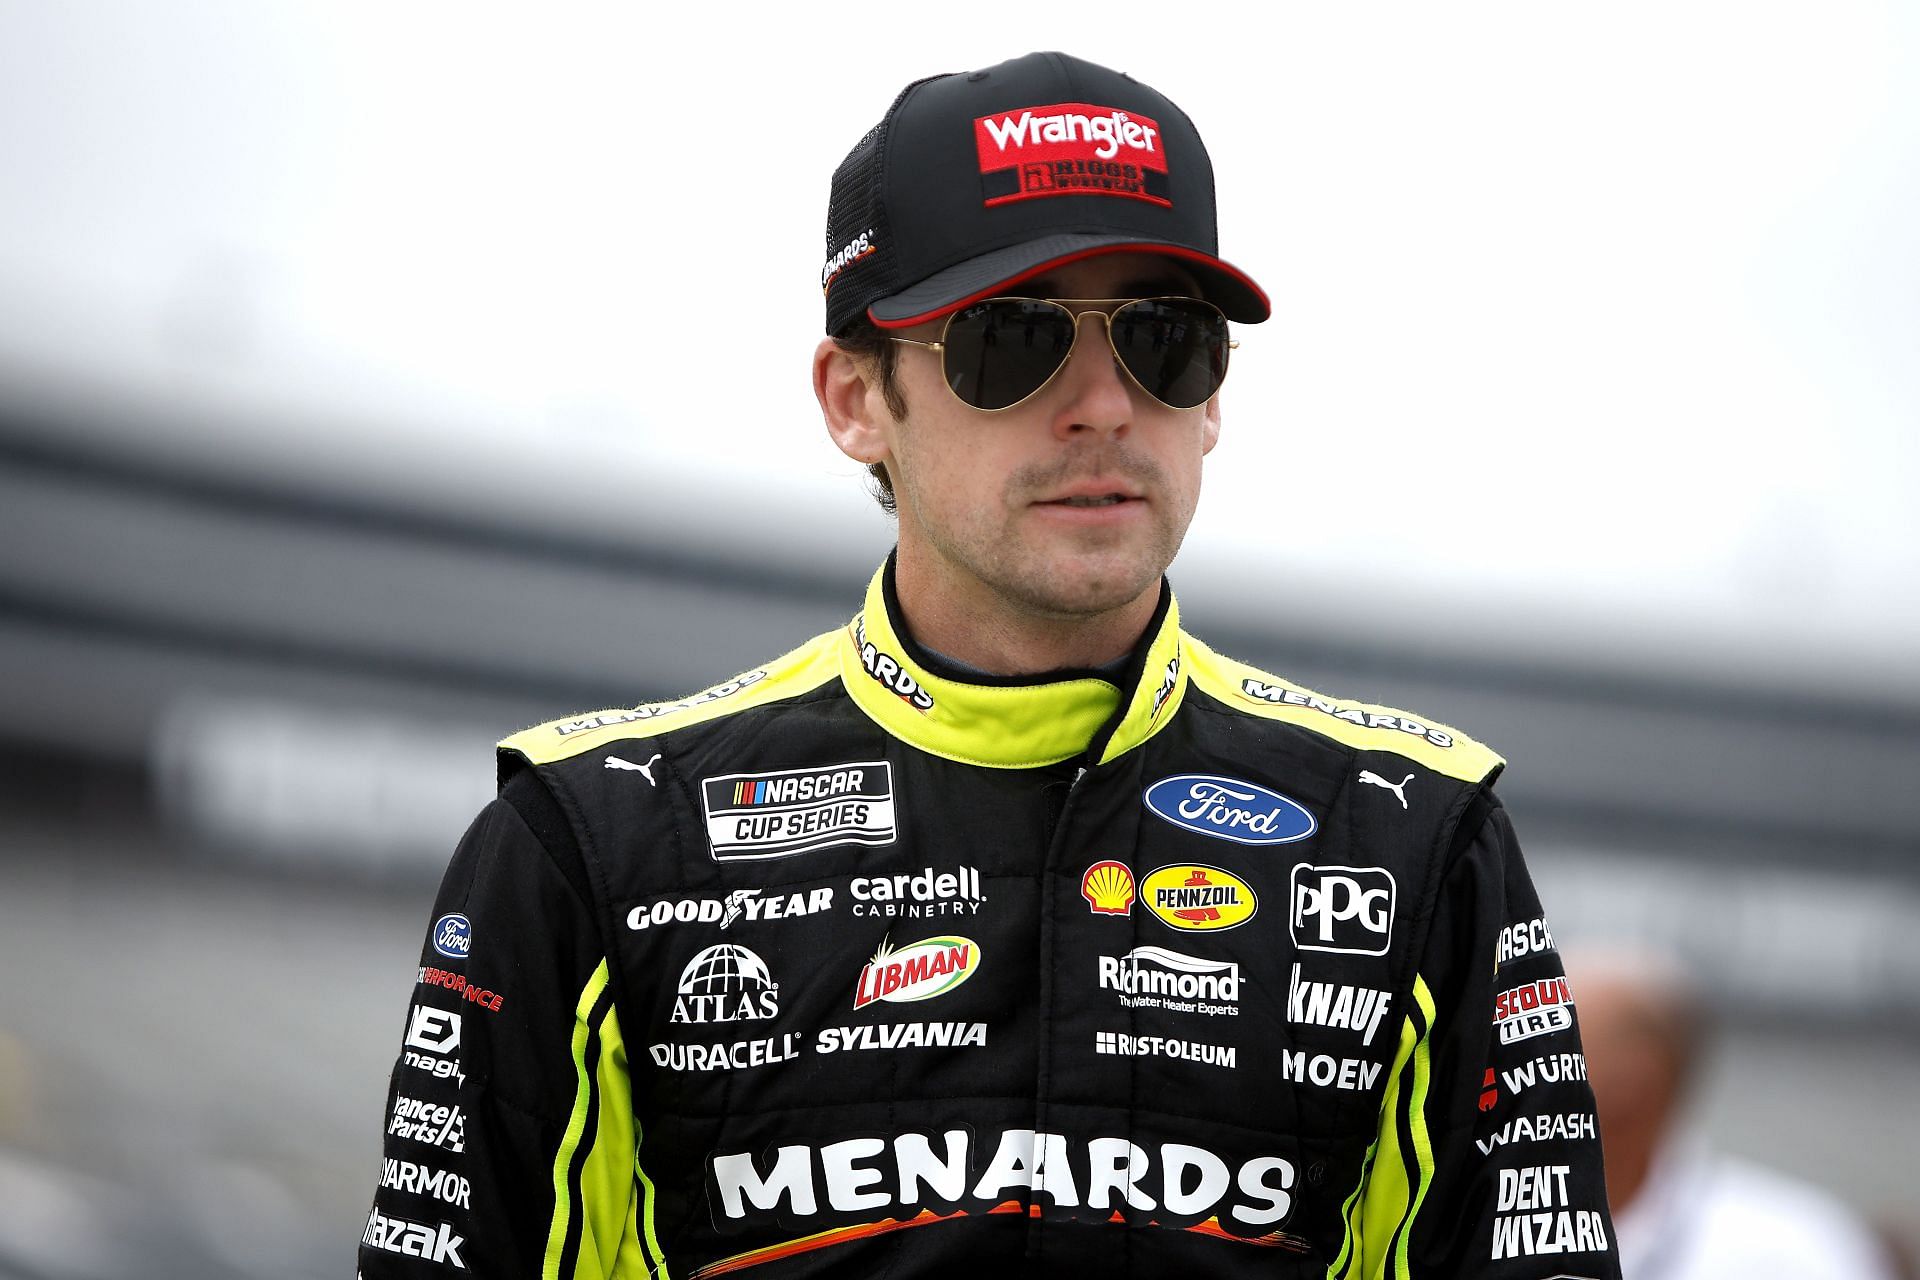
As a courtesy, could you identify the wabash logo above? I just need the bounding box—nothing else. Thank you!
[974,102,1171,208]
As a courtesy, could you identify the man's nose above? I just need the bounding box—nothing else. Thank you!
[1050,311,1134,440]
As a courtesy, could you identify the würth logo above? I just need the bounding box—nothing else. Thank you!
[974,102,1171,208]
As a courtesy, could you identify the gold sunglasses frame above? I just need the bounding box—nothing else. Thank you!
[884,296,1239,413]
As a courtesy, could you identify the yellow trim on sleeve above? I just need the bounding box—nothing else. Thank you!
[1184,640,1503,783]
[501,633,842,766]
[1335,976,1438,1280]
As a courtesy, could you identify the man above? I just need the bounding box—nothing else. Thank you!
[1577,948,1898,1280]
[361,51,1618,1278]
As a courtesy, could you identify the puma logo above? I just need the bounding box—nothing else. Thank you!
[1358,770,1413,809]
[605,753,663,786]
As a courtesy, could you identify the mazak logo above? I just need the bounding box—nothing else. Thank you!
[1494,977,1576,1044]
[431,913,471,959]
[852,935,979,1009]
[975,102,1170,208]
[1081,860,1135,915]
[626,886,834,931]
[1141,864,1258,932]
[821,229,875,292]
[1143,775,1317,846]
[852,617,936,712]
[363,1207,466,1268]
[850,864,984,919]
[1289,864,1396,955]
[671,944,780,1024]
[1098,946,1241,1015]
[388,1095,465,1152]
[701,761,896,861]
[554,671,767,736]
[1239,680,1457,749]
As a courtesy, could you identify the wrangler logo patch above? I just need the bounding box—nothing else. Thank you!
[974,102,1171,208]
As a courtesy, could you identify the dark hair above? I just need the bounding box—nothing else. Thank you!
[831,318,905,516]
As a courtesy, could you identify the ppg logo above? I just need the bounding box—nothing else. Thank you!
[1290,864,1397,955]
[431,914,472,959]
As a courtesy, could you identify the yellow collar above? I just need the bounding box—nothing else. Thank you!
[838,560,1189,769]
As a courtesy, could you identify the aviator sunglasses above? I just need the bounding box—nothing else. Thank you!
[886,296,1236,413]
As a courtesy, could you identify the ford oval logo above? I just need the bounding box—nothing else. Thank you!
[1143,774,1317,846]
[432,913,472,959]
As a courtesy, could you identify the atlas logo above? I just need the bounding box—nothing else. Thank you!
[853,935,979,1009]
[1289,864,1395,955]
[671,944,780,1024]
[1142,775,1317,846]
[431,913,471,959]
[1142,865,1258,932]
[1081,860,1135,915]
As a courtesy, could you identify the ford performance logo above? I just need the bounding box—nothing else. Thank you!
[431,913,472,959]
[1143,774,1317,846]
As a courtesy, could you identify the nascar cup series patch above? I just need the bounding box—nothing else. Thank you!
[701,761,897,861]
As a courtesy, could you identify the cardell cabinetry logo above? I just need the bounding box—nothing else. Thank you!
[1143,775,1316,845]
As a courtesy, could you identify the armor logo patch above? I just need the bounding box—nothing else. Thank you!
[1081,860,1136,916]
[1141,864,1258,932]
[702,761,896,861]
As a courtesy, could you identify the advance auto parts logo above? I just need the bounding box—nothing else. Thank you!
[1144,774,1317,846]
[852,935,979,1009]
[702,761,896,862]
[671,943,780,1024]
[974,102,1171,209]
[1142,864,1258,932]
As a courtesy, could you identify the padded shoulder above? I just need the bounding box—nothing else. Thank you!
[1182,635,1504,784]
[498,630,842,767]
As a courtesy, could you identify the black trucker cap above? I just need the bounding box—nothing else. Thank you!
[822,51,1269,336]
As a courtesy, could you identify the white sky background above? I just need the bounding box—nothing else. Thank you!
[1,3,1915,687]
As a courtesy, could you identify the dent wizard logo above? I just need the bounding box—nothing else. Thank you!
[1143,775,1317,846]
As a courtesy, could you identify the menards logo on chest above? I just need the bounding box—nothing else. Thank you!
[853,935,979,1009]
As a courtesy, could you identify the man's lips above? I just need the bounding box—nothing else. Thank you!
[1033,482,1146,508]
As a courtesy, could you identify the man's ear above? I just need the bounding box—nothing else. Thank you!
[1200,391,1223,456]
[814,337,893,466]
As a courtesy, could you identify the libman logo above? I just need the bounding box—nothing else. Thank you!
[853,935,979,1009]
[1142,864,1258,932]
[974,102,1171,208]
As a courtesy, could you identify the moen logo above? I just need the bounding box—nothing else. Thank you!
[853,935,979,1009]
[1141,865,1258,932]
[1142,775,1317,846]
[1081,860,1135,916]
[1289,864,1396,956]
[671,944,780,1024]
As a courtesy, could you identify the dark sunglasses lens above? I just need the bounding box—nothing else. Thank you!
[942,300,1076,410]
[1110,299,1230,408]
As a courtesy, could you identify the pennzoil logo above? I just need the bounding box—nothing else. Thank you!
[1081,860,1136,915]
[852,934,979,1008]
[974,102,1170,208]
[1141,864,1258,932]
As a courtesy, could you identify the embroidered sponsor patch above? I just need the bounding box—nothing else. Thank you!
[973,101,1171,208]
[1141,864,1259,932]
[1143,774,1317,846]
[701,761,896,861]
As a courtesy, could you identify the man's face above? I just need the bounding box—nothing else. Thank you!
[873,252,1223,621]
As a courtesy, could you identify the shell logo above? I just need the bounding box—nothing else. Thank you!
[1142,864,1259,932]
[1081,861,1136,916]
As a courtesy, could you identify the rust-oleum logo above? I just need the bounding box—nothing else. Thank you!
[973,101,1171,208]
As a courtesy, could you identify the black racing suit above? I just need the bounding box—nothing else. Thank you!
[360,560,1619,1279]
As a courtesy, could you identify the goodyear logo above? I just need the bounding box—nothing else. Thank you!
[1141,864,1258,932]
